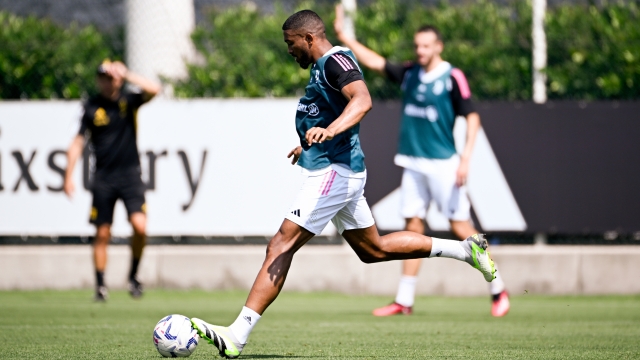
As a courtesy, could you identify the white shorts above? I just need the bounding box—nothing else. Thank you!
[396,154,471,221]
[285,165,376,235]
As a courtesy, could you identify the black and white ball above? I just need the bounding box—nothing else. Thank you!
[153,314,199,357]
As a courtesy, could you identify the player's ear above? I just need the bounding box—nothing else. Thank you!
[304,33,313,48]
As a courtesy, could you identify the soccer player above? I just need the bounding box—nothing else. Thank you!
[63,60,161,301]
[190,10,496,359]
[333,5,510,317]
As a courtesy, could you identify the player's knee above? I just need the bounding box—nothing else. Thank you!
[265,233,294,257]
[356,246,388,264]
[132,223,146,237]
[95,225,111,245]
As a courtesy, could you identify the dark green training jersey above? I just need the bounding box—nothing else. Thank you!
[385,61,475,159]
[295,47,366,173]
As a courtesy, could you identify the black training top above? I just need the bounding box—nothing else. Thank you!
[78,92,148,176]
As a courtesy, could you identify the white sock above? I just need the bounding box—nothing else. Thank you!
[228,306,261,344]
[429,237,466,261]
[489,263,506,295]
[394,275,417,307]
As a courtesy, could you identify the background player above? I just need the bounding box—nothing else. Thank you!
[334,5,510,317]
[64,60,161,301]
[189,10,496,359]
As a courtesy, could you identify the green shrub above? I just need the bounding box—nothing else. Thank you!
[175,0,639,100]
[546,2,640,99]
[0,11,122,99]
[172,3,314,98]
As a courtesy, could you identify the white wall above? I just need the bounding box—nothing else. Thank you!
[1,245,639,295]
[0,99,336,237]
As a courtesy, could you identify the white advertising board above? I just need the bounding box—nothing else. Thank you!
[0,99,336,237]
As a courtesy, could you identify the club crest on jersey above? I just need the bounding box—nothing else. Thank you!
[94,107,110,126]
[297,102,319,116]
[432,80,444,95]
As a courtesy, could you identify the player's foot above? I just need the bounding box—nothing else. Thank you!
[191,318,244,359]
[372,302,412,316]
[491,290,510,317]
[462,234,496,282]
[128,278,143,298]
[94,286,108,302]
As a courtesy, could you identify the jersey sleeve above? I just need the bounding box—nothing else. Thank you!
[383,61,413,85]
[449,68,475,117]
[126,92,147,109]
[324,53,364,91]
[78,104,91,135]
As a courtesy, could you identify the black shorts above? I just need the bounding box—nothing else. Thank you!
[90,169,146,225]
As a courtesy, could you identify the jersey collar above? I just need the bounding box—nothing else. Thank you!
[323,46,351,57]
[418,61,451,83]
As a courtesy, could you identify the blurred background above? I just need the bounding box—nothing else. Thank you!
[0,0,639,294]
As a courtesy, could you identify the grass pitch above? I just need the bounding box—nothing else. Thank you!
[0,290,638,359]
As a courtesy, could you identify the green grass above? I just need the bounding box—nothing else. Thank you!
[0,290,639,359]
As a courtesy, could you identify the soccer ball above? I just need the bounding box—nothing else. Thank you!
[153,314,199,357]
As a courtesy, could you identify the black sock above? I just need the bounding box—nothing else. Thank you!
[129,258,140,281]
[96,271,105,287]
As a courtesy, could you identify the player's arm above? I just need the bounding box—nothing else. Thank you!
[64,134,85,198]
[305,80,372,146]
[108,61,162,102]
[450,69,479,187]
[305,54,372,145]
[333,4,386,74]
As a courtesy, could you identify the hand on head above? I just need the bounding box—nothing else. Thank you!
[102,61,128,81]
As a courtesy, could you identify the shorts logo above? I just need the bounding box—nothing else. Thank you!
[90,207,98,220]
[291,209,301,217]
[297,102,319,116]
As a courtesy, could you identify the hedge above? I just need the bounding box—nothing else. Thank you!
[174,0,639,100]
[1,1,638,100]
[0,11,122,99]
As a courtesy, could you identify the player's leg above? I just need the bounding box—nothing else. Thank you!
[192,170,340,358]
[342,224,495,280]
[373,168,429,316]
[128,212,146,297]
[93,223,111,301]
[372,217,424,316]
[121,171,147,298]
[89,179,117,301]
[433,154,510,316]
[192,220,314,358]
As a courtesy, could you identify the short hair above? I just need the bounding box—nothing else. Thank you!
[416,25,443,42]
[282,9,325,35]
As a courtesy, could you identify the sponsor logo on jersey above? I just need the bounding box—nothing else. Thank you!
[404,104,438,122]
[297,102,319,116]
